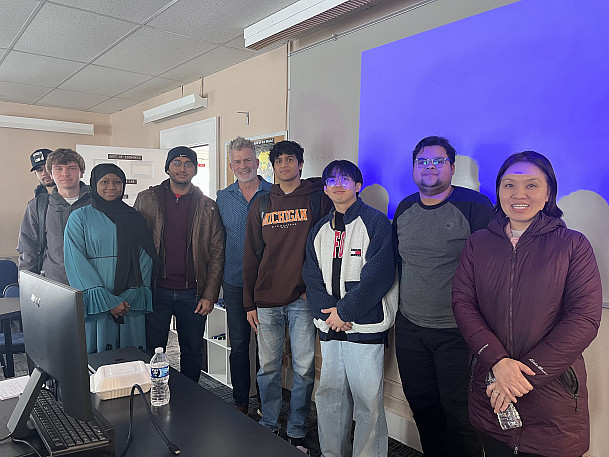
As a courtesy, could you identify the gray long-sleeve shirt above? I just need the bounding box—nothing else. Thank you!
[393,186,493,328]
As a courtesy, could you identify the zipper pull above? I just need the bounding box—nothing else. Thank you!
[514,446,518,454]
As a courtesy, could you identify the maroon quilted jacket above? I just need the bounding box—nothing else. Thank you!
[452,212,602,457]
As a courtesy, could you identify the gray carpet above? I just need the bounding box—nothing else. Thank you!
[1,332,421,456]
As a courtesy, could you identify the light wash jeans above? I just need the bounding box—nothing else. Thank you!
[316,340,388,457]
[256,297,316,438]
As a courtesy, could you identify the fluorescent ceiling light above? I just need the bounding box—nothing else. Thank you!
[244,0,375,50]
[142,94,208,124]
[0,114,94,135]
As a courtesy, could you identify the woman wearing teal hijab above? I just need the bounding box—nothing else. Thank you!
[64,163,157,353]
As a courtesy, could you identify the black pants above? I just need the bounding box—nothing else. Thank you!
[481,434,543,457]
[146,287,207,383]
[394,313,483,457]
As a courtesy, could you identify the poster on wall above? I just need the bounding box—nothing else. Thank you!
[77,145,167,207]
[225,132,286,185]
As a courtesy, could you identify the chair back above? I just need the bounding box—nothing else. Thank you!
[0,260,18,296]
[3,283,19,298]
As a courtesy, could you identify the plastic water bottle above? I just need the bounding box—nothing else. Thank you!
[486,372,522,430]
[150,347,170,406]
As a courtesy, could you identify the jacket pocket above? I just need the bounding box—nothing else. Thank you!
[468,355,478,392]
[558,365,579,411]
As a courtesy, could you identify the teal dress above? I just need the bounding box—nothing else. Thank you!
[64,205,153,354]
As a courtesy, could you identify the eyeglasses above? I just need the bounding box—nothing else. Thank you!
[325,176,354,187]
[414,157,451,168]
[170,160,195,169]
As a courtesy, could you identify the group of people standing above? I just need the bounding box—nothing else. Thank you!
[16,135,602,457]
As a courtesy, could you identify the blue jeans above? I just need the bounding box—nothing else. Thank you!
[146,287,206,383]
[256,297,316,438]
[223,282,254,406]
[316,340,388,457]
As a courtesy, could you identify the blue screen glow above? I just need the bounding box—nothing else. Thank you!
[358,0,609,218]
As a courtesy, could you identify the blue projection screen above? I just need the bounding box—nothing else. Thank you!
[358,0,609,219]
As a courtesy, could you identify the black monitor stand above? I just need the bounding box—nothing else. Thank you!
[7,367,47,439]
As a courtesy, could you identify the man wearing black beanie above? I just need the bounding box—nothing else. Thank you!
[135,146,224,382]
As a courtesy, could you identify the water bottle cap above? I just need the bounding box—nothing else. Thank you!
[155,347,163,353]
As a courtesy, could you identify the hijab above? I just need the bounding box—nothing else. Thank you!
[90,163,158,295]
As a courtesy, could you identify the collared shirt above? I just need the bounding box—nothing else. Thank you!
[216,176,272,287]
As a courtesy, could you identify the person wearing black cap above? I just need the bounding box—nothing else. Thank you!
[134,146,225,382]
[29,148,55,195]
[17,148,91,284]
[63,164,157,353]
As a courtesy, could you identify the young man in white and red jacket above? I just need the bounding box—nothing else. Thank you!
[303,160,398,457]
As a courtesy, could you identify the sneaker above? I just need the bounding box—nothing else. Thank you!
[288,437,309,454]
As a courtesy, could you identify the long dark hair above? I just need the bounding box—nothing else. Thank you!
[494,151,563,218]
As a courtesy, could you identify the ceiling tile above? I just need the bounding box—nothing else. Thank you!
[161,45,258,82]
[87,97,138,114]
[118,77,183,102]
[0,0,39,48]
[13,2,135,62]
[0,51,85,87]
[52,0,173,24]
[94,26,216,76]
[224,35,250,49]
[36,89,110,111]
[0,81,49,104]
[148,0,300,43]
[59,65,152,96]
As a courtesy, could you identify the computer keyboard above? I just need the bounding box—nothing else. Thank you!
[30,389,111,455]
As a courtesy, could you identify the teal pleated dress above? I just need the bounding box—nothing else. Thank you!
[64,205,153,354]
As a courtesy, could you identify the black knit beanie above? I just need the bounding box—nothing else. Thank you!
[165,146,198,173]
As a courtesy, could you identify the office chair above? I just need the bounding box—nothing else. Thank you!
[3,283,19,298]
[3,283,23,332]
[0,282,24,378]
[0,259,18,295]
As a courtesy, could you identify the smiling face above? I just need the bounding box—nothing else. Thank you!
[412,145,455,197]
[50,161,83,193]
[273,153,302,185]
[324,174,362,213]
[167,156,196,186]
[96,173,124,202]
[229,147,258,183]
[499,161,549,231]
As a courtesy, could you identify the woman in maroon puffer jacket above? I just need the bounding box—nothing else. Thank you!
[452,151,602,457]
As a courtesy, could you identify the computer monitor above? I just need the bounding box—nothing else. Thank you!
[8,271,93,438]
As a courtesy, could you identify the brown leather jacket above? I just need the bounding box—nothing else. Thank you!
[134,179,224,302]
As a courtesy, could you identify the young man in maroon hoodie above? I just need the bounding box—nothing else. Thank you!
[243,141,331,453]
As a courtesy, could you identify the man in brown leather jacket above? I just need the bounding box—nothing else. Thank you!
[134,146,224,382]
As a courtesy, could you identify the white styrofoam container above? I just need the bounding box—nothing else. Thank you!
[90,360,151,400]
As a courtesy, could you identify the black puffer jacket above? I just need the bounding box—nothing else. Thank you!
[452,212,602,457]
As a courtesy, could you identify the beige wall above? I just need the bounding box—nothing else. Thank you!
[583,310,609,457]
[0,45,287,260]
[110,45,288,186]
[0,101,111,258]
